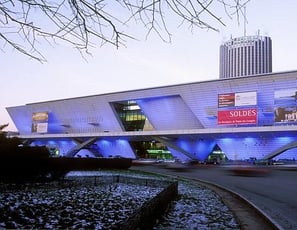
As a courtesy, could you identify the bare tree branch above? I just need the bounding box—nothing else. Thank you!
[0,123,9,132]
[0,0,250,62]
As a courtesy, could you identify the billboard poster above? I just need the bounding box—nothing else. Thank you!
[274,88,297,123]
[218,108,258,125]
[235,91,257,107]
[274,107,297,123]
[274,88,297,107]
[32,122,48,133]
[32,112,48,122]
[32,112,48,133]
[218,92,257,108]
[218,93,235,108]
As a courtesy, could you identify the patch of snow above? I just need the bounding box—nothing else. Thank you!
[0,170,240,229]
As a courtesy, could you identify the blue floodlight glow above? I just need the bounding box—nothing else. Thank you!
[7,71,297,161]
[220,138,233,144]
[276,136,294,143]
[174,138,216,160]
[95,139,135,158]
[244,137,254,143]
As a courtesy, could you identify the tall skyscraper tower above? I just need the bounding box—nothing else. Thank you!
[219,35,272,79]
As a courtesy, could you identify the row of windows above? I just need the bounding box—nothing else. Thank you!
[220,37,272,78]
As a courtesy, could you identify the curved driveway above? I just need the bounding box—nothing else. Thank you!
[132,165,297,230]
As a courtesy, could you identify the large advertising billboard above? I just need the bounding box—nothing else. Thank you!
[274,88,297,123]
[218,108,258,125]
[32,112,48,133]
[218,91,257,108]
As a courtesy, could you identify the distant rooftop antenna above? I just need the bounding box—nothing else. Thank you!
[244,6,247,37]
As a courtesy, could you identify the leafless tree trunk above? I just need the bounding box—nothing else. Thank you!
[0,0,249,62]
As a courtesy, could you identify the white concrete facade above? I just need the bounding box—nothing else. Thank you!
[6,71,297,161]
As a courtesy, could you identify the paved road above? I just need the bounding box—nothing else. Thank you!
[132,165,297,230]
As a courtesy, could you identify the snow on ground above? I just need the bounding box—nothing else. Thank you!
[0,170,240,229]
[154,181,240,230]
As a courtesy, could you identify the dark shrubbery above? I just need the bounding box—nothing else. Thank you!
[0,128,53,182]
[0,125,132,182]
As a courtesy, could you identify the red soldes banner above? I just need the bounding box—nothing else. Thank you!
[218,108,258,125]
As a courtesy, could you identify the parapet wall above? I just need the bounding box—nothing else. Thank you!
[118,181,178,229]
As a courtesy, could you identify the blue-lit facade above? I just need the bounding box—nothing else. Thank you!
[6,71,297,161]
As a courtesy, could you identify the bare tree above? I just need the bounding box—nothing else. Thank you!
[0,0,249,62]
[0,124,9,132]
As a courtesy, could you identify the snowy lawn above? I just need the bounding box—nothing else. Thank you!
[0,170,240,229]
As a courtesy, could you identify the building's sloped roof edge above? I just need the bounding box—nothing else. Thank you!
[24,69,297,106]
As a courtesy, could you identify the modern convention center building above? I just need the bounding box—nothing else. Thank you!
[6,70,297,162]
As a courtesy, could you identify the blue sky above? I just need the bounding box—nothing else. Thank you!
[1,1,297,131]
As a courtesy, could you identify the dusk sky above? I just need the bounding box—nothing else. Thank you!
[1,1,297,131]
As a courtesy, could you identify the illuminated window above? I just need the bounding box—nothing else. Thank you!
[111,100,153,131]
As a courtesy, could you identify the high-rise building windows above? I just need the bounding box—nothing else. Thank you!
[219,35,272,78]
